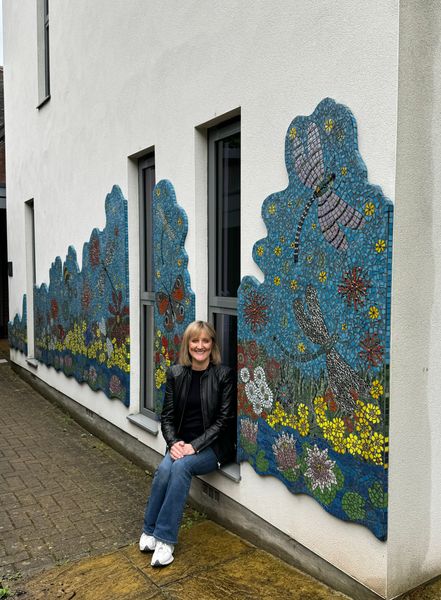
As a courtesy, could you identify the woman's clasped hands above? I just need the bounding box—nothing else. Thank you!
[170,440,195,460]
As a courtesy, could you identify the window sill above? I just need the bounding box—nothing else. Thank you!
[26,357,39,369]
[127,413,159,435]
[219,462,241,482]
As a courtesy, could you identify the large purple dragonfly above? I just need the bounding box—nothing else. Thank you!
[292,122,365,263]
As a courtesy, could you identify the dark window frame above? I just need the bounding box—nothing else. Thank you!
[207,118,240,369]
[139,154,156,416]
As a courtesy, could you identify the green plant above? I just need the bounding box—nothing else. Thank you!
[0,586,11,598]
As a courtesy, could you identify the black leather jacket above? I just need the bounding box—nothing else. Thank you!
[161,363,237,466]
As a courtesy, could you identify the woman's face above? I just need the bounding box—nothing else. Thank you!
[188,331,213,370]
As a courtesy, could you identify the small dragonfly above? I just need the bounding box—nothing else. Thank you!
[292,122,365,263]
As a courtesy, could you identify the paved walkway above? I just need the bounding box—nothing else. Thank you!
[0,339,439,599]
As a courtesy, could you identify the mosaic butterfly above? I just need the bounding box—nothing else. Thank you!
[292,122,365,263]
[155,274,186,331]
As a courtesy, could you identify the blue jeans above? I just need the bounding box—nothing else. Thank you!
[142,447,218,545]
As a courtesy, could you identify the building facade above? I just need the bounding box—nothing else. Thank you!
[4,1,441,598]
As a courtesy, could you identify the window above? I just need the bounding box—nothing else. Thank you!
[37,0,50,106]
[25,200,36,357]
[208,119,240,370]
[139,154,155,415]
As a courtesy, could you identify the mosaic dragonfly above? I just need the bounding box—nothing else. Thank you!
[292,122,365,263]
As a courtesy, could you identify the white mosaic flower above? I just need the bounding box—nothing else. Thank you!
[99,317,107,336]
[245,381,257,403]
[240,367,250,383]
[254,366,266,384]
[106,337,114,358]
[260,383,273,409]
[304,445,337,493]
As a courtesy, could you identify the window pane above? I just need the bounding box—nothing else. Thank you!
[142,303,154,412]
[216,132,240,298]
[213,312,237,371]
[142,163,155,291]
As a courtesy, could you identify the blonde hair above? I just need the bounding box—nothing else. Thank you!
[179,321,221,366]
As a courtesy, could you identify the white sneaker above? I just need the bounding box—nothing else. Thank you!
[151,541,174,567]
[139,533,156,552]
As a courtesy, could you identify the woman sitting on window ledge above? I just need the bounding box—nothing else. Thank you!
[139,320,236,567]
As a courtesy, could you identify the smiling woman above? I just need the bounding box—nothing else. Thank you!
[139,320,236,568]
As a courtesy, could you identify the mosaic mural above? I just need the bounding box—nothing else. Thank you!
[8,294,27,354]
[238,98,393,540]
[33,186,130,405]
[153,180,195,414]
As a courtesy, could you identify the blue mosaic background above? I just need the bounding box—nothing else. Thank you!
[152,180,195,414]
[8,294,27,354]
[33,186,130,405]
[238,98,392,540]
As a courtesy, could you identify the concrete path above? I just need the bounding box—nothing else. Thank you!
[0,339,439,599]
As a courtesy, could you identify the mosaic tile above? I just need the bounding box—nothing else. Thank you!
[238,98,392,540]
[8,294,27,354]
[33,185,130,405]
[152,180,195,414]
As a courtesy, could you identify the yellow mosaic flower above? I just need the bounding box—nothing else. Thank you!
[369,306,380,320]
[268,203,276,215]
[355,420,372,439]
[364,202,375,216]
[313,395,327,413]
[290,241,296,248]
[297,403,309,418]
[297,418,309,437]
[370,379,384,399]
[279,236,286,243]
[155,188,161,197]
[341,166,348,176]
[311,223,317,230]
[177,216,183,226]
[287,200,293,208]
[332,437,347,454]
[177,258,182,267]
[362,403,381,424]
[155,366,166,389]
[330,418,345,439]
[318,271,327,283]
[290,279,298,291]
[289,127,297,139]
[324,118,334,132]
[274,276,281,286]
[341,323,347,331]
[346,433,360,455]
[297,342,305,353]
[376,239,386,253]
[306,255,313,263]
[257,245,264,257]
[274,246,282,256]
[156,270,161,279]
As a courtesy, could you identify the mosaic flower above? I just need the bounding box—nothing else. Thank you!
[341,323,347,331]
[240,418,258,445]
[243,291,269,332]
[324,118,334,133]
[297,342,305,353]
[368,306,380,320]
[289,127,297,139]
[244,368,274,416]
[274,246,282,256]
[290,279,298,290]
[338,267,371,311]
[268,203,276,215]
[318,271,327,283]
[272,432,298,471]
[359,332,384,367]
[274,276,281,286]
[257,245,264,257]
[362,403,381,424]
[240,367,250,383]
[89,235,100,267]
[370,379,384,399]
[107,290,130,345]
[346,433,360,455]
[304,445,337,492]
[341,166,348,176]
[364,202,375,216]
[375,239,386,253]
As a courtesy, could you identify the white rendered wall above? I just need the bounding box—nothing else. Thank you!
[387,1,441,597]
[3,1,400,594]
